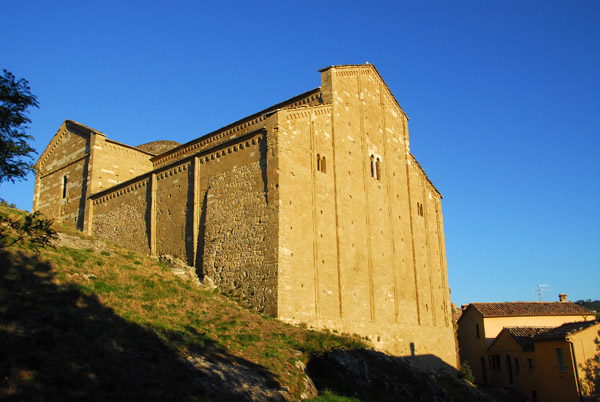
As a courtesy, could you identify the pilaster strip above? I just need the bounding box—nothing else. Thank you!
[309,116,320,317]
[150,172,157,256]
[406,131,421,325]
[357,73,375,321]
[380,83,400,321]
[422,177,437,327]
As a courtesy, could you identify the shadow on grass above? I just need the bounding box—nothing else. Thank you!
[306,349,458,402]
[0,250,283,402]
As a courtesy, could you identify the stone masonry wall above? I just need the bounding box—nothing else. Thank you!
[202,160,275,314]
[88,129,278,314]
[276,65,457,370]
[91,177,152,254]
[93,139,153,193]
[155,162,194,261]
[34,124,91,229]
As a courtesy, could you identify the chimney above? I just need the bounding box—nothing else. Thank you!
[559,294,567,302]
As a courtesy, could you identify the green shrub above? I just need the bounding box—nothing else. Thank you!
[308,389,361,402]
[0,210,57,250]
[460,360,476,384]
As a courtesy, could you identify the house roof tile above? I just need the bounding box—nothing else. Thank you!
[503,327,554,351]
[533,320,599,341]
[467,302,594,318]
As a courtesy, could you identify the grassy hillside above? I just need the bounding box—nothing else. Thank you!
[0,205,510,401]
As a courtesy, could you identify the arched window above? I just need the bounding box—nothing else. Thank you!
[62,175,68,199]
[376,158,381,180]
[321,156,326,174]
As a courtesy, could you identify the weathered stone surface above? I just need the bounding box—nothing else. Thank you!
[158,254,216,291]
[306,349,454,402]
[294,360,318,400]
[184,354,290,401]
[53,232,111,254]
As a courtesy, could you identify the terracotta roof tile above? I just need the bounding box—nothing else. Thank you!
[469,302,594,318]
[534,320,599,341]
[503,327,554,351]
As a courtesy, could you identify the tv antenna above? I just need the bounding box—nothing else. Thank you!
[532,284,551,301]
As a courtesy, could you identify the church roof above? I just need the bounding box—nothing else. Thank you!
[135,140,182,155]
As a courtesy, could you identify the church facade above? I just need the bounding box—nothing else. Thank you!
[33,64,457,369]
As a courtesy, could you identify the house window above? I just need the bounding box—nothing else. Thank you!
[491,354,501,371]
[475,324,480,339]
[527,358,535,369]
[514,358,519,374]
[62,175,68,199]
[556,348,566,371]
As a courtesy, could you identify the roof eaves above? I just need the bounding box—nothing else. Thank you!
[151,87,322,161]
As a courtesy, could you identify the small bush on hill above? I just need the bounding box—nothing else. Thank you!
[0,209,57,250]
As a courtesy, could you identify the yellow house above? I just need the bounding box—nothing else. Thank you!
[457,299,595,384]
[488,320,600,402]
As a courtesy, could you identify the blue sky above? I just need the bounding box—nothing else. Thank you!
[1,1,598,307]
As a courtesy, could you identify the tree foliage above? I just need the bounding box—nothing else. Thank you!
[0,69,39,184]
[575,300,600,319]
[459,360,476,385]
[0,209,57,250]
[580,330,600,400]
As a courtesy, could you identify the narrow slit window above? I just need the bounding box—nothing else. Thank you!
[62,175,68,199]
[317,154,321,172]
[370,155,375,178]
[556,348,566,371]
[321,156,326,174]
[376,158,381,180]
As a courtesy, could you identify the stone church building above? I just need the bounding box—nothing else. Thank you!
[33,64,457,369]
